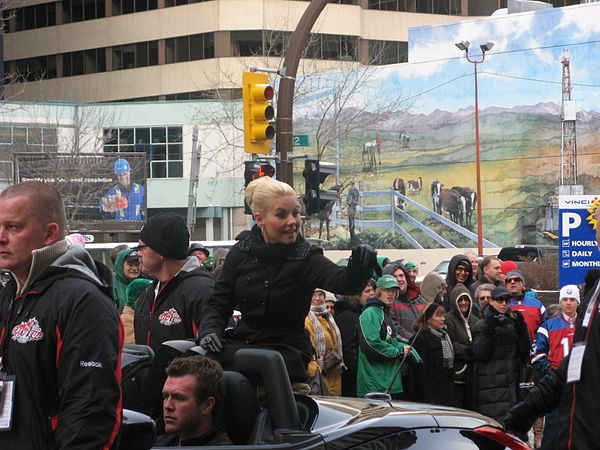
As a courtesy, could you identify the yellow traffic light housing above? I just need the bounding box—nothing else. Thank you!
[242,72,275,154]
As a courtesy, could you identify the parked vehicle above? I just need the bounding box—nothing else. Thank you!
[498,245,558,263]
[121,345,529,449]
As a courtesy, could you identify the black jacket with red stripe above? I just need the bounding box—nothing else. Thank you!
[0,246,123,449]
[134,258,214,353]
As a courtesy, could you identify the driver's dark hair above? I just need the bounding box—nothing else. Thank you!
[166,356,224,415]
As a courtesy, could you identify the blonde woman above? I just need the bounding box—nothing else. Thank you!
[198,176,380,383]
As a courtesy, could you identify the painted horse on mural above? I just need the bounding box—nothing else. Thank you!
[451,186,477,229]
[440,188,466,226]
[407,177,423,195]
[393,178,406,210]
[431,180,442,214]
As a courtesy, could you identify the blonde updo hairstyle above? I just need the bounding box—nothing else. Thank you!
[245,176,297,218]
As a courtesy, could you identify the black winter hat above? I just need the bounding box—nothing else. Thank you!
[139,213,189,259]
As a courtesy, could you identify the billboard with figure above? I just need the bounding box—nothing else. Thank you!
[14,152,147,229]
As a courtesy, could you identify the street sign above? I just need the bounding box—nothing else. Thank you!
[559,195,600,286]
[293,135,309,147]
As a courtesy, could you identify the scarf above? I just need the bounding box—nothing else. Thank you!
[430,328,454,369]
[308,306,344,369]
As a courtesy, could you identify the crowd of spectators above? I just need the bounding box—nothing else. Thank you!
[2,177,597,450]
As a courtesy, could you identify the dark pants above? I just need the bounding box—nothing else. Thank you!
[540,408,559,450]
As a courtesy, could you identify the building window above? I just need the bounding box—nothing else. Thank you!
[62,0,105,23]
[103,126,183,178]
[0,125,58,154]
[231,30,263,57]
[113,41,159,70]
[306,34,358,61]
[369,40,408,65]
[165,0,207,6]
[416,0,461,14]
[13,3,56,32]
[63,48,107,77]
[367,0,412,11]
[112,0,157,15]
[165,33,215,63]
[9,56,58,82]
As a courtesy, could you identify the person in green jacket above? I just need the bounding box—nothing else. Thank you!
[113,248,142,311]
[357,274,421,398]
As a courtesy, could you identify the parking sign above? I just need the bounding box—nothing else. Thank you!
[559,195,600,286]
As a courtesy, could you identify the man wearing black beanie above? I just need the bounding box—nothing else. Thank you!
[134,213,215,422]
[134,212,214,352]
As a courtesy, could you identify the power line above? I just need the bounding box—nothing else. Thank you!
[481,71,600,88]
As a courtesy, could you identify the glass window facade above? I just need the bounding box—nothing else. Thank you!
[103,126,183,178]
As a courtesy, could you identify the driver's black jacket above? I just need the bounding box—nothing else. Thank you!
[0,242,122,449]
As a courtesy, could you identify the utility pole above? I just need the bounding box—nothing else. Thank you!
[187,126,201,234]
[276,0,331,188]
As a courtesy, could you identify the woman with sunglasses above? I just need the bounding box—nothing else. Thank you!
[472,285,531,424]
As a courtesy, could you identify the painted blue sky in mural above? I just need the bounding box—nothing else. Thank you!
[366,3,600,115]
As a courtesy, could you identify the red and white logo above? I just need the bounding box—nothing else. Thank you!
[12,317,44,343]
[159,308,182,326]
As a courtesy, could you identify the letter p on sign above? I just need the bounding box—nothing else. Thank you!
[562,212,582,237]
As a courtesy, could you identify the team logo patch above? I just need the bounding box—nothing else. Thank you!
[159,308,182,326]
[12,317,44,343]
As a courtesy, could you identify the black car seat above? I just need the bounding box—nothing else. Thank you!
[121,344,155,410]
[219,371,268,444]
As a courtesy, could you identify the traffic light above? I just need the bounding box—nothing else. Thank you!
[244,160,275,214]
[302,159,337,215]
[242,72,275,155]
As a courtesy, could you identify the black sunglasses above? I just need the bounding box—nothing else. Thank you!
[493,297,510,304]
[506,277,522,284]
[136,244,148,251]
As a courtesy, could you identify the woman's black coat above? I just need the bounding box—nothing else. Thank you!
[334,297,362,397]
[472,306,531,424]
[412,330,455,407]
[199,226,373,377]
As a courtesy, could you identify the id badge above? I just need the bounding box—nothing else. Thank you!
[566,343,586,384]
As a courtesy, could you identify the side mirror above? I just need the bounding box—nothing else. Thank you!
[121,409,156,450]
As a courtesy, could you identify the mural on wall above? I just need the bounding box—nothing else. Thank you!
[293,3,600,248]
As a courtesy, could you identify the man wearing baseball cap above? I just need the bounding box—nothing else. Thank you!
[527,285,578,449]
[505,269,546,341]
[100,157,145,220]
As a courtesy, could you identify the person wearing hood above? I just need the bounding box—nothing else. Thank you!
[472,286,531,424]
[357,275,421,398]
[113,247,143,312]
[412,302,456,407]
[335,279,376,397]
[383,261,426,343]
[445,284,478,409]
[420,271,447,305]
[445,255,474,309]
[0,181,122,449]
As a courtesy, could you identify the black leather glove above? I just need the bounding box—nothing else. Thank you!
[504,400,537,442]
[514,312,527,335]
[197,332,224,353]
[352,244,381,278]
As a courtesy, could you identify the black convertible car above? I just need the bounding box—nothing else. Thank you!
[122,346,529,450]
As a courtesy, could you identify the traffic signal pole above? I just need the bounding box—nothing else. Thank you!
[276,0,330,188]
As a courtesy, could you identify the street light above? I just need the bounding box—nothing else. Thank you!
[456,39,494,256]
